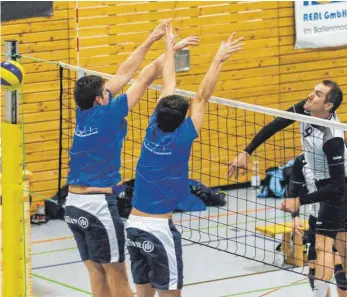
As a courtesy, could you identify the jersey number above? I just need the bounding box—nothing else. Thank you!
[303,126,313,138]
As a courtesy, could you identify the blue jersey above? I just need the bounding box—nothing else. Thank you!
[67,90,128,187]
[132,111,198,214]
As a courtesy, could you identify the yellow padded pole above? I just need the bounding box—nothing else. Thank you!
[2,122,25,297]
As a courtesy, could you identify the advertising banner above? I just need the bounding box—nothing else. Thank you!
[295,1,347,49]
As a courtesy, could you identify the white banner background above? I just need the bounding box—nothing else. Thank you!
[295,1,347,49]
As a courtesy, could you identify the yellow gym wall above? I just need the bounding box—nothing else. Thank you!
[1,1,347,201]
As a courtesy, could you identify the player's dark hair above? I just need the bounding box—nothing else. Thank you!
[74,75,106,110]
[155,95,189,132]
[323,80,343,113]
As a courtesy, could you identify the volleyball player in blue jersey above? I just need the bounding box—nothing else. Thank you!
[64,19,200,297]
[126,25,243,297]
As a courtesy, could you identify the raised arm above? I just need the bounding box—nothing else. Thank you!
[126,35,200,111]
[158,23,176,100]
[228,99,307,178]
[105,19,171,97]
[190,33,243,133]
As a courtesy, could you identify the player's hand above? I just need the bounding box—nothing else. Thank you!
[214,32,244,63]
[293,216,304,236]
[165,22,176,49]
[228,151,250,179]
[148,18,172,42]
[280,198,301,213]
[174,36,200,52]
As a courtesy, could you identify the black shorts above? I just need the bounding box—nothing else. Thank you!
[307,215,338,261]
[315,179,347,239]
[316,201,347,239]
[64,192,125,264]
[126,215,183,291]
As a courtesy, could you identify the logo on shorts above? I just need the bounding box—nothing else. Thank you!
[142,241,154,253]
[78,217,89,228]
[64,216,78,224]
[127,239,154,253]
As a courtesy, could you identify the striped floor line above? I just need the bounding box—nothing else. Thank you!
[258,278,307,297]
[32,236,73,245]
[33,267,286,296]
[221,279,307,297]
[33,269,307,297]
[32,247,77,256]
[32,273,92,295]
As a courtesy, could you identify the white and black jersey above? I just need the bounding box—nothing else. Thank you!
[244,99,347,206]
[300,113,347,181]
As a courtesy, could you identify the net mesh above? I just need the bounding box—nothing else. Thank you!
[59,63,347,280]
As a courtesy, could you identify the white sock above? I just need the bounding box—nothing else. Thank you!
[313,280,329,297]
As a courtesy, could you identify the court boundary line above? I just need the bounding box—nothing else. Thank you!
[220,279,307,297]
[32,236,73,245]
[258,278,307,297]
[33,268,304,296]
[32,267,283,296]
[32,273,92,295]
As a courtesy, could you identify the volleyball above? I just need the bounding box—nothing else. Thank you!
[1,60,25,90]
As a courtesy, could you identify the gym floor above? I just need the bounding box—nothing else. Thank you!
[21,189,343,296]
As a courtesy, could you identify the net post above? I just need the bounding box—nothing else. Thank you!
[1,40,26,297]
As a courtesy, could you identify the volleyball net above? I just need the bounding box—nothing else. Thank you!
[57,61,347,280]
